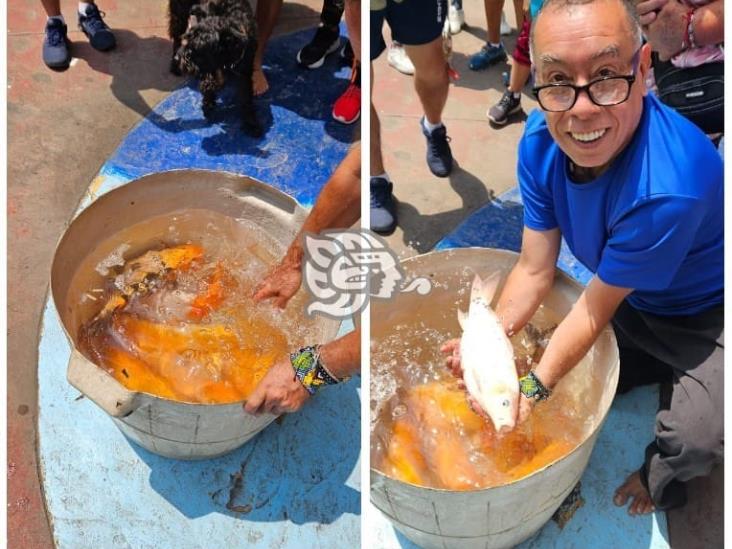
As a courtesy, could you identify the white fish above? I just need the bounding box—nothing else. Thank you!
[458,273,519,432]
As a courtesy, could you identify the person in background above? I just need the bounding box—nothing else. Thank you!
[468,0,524,70]
[41,0,115,70]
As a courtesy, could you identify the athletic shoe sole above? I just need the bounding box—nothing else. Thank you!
[296,38,341,69]
[332,109,361,125]
[487,104,522,125]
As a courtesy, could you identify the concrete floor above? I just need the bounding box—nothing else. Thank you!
[7,2,329,548]
[371,2,723,548]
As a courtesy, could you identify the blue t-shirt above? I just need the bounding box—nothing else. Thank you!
[518,93,723,315]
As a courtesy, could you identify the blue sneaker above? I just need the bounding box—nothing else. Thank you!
[370,177,397,234]
[421,118,453,178]
[468,43,506,71]
[43,19,71,69]
[78,4,116,51]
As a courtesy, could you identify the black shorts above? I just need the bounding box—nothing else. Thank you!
[370,0,448,61]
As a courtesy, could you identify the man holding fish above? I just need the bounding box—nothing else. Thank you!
[443,0,722,517]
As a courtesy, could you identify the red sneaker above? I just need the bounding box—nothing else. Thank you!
[332,75,361,124]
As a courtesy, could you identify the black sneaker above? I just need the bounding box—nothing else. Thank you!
[340,40,354,67]
[42,18,71,69]
[297,25,340,69]
[421,117,453,178]
[488,90,522,125]
[370,177,397,234]
[78,4,116,51]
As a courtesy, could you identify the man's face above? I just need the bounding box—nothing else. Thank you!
[533,0,651,175]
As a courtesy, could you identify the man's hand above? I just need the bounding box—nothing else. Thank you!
[252,258,302,309]
[243,357,310,415]
[636,0,668,26]
[643,0,690,61]
[440,338,462,378]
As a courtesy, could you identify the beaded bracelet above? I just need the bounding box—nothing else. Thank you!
[290,345,340,395]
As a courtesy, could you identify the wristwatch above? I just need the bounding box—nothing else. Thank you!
[519,371,552,401]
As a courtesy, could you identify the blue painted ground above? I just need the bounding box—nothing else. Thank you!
[39,27,360,549]
[369,189,670,548]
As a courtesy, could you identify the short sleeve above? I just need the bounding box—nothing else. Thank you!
[518,133,558,232]
[597,195,704,290]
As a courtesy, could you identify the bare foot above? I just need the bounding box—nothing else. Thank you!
[614,471,656,515]
[253,67,269,96]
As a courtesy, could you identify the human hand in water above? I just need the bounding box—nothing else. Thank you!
[440,338,463,378]
[243,356,310,415]
[252,255,302,309]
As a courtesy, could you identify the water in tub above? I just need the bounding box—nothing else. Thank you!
[371,275,602,490]
[71,209,323,404]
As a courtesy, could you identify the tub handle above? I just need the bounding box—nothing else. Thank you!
[66,350,141,417]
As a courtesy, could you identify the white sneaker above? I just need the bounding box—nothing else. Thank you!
[448,4,465,35]
[387,42,415,75]
[500,12,511,35]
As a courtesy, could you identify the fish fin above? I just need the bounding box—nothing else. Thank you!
[457,309,468,330]
[471,272,502,307]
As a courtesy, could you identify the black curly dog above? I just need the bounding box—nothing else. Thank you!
[169,0,262,137]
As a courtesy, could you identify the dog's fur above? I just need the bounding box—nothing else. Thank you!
[169,0,262,137]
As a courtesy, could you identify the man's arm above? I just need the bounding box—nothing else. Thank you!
[532,276,632,390]
[253,144,361,307]
[495,226,562,336]
[243,329,361,415]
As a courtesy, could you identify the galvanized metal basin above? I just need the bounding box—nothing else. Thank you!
[51,169,340,460]
[370,248,619,549]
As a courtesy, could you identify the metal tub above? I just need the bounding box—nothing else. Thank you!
[51,169,339,460]
[370,248,619,549]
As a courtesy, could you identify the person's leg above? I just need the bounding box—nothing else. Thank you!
[254,0,283,95]
[487,17,531,125]
[404,38,449,125]
[370,9,397,234]
[77,0,115,51]
[469,0,507,70]
[40,0,61,17]
[344,0,360,63]
[511,0,524,30]
[484,0,504,44]
[611,304,724,514]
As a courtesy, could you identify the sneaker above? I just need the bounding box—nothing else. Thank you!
[297,25,340,69]
[421,117,453,177]
[78,4,116,51]
[43,18,71,69]
[487,90,522,125]
[340,40,354,66]
[500,12,511,35]
[468,43,507,71]
[332,81,361,124]
[370,177,397,234]
[387,42,414,75]
[448,4,465,35]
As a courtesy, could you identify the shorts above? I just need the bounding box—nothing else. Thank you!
[512,17,531,67]
[370,0,448,61]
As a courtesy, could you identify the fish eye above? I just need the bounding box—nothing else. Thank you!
[502,399,510,407]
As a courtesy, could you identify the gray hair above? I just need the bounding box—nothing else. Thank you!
[529,0,643,63]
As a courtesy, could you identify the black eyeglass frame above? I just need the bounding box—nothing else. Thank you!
[532,48,642,112]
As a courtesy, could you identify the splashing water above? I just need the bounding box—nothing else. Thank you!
[72,209,324,405]
[371,299,601,490]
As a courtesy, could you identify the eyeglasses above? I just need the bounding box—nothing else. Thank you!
[532,49,641,112]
